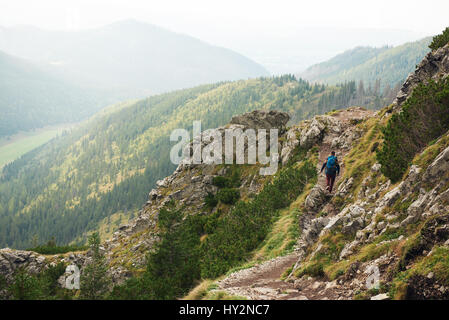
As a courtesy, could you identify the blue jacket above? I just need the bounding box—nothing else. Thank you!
[320,156,340,175]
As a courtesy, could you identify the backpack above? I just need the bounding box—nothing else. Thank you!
[326,155,338,175]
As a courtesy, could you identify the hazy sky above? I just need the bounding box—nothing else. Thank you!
[1,0,448,73]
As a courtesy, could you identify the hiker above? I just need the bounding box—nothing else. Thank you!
[320,151,340,193]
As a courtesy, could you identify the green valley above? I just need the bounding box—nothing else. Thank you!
[0,124,77,169]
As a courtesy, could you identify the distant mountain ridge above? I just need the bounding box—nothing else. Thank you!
[0,20,269,138]
[0,19,269,95]
[299,37,432,89]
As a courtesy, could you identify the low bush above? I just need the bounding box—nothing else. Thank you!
[377,79,449,182]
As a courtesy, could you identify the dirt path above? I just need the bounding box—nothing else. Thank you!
[215,108,375,300]
[317,107,373,192]
[216,253,355,300]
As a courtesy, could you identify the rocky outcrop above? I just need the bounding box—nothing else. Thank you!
[202,47,449,300]
[93,110,292,283]
[423,145,449,184]
[280,114,345,165]
[230,110,290,132]
[280,128,300,165]
[393,43,449,110]
[304,185,329,213]
[0,249,47,282]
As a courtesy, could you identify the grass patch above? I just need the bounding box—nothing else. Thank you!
[204,291,247,300]
[0,126,69,168]
[390,246,449,299]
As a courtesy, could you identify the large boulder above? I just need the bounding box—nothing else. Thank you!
[300,118,325,148]
[423,145,449,184]
[304,185,329,213]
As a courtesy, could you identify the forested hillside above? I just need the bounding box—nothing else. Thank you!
[0,50,117,137]
[0,76,394,249]
[299,37,431,90]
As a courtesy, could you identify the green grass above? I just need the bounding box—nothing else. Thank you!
[0,126,69,168]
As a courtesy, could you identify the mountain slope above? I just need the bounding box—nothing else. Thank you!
[0,50,118,137]
[0,75,391,249]
[1,39,449,300]
[299,37,432,89]
[0,20,269,95]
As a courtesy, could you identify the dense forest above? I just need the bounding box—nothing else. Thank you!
[0,75,397,249]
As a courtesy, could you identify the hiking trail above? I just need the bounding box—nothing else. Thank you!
[214,107,375,300]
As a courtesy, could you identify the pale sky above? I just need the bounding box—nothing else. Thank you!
[1,0,448,73]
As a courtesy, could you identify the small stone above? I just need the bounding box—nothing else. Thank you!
[312,281,322,289]
[427,272,434,279]
[325,281,338,289]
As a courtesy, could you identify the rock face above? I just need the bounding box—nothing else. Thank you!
[304,185,329,213]
[393,43,449,110]
[0,249,47,282]
[423,145,449,184]
[300,118,325,148]
[280,128,300,165]
[230,110,290,132]
[281,47,449,299]
[280,114,345,165]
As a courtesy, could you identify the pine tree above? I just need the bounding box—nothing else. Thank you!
[9,267,41,300]
[80,232,111,300]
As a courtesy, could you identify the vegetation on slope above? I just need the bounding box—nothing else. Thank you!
[110,149,317,299]
[377,78,449,182]
[429,27,449,51]
[0,263,68,300]
[0,75,388,249]
[300,37,431,90]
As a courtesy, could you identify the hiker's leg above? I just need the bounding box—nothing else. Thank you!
[329,174,336,192]
[326,174,331,190]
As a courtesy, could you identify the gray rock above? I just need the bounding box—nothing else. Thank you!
[342,217,364,235]
[280,128,300,165]
[371,163,381,172]
[304,185,329,213]
[300,118,325,148]
[336,177,354,197]
[423,145,449,184]
[230,110,290,132]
